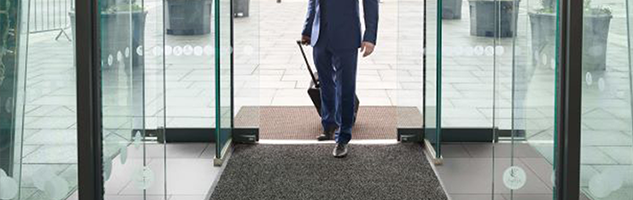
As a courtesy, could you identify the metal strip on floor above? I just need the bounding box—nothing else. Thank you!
[235,106,423,140]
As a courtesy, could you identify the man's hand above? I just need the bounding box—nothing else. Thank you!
[301,35,311,45]
[360,42,375,57]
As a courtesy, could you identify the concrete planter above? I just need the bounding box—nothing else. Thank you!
[443,0,462,19]
[529,12,612,71]
[166,0,213,35]
[468,0,515,37]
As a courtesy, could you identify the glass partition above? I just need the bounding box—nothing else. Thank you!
[164,0,215,129]
[397,0,424,144]
[425,0,441,156]
[434,0,561,197]
[215,0,233,161]
[441,0,497,129]
[495,0,559,198]
[233,0,259,130]
[0,0,29,198]
[98,0,167,198]
[579,0,633,198]
[13,0,81,198]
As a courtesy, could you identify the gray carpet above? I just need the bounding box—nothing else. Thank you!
[210,144,448,200]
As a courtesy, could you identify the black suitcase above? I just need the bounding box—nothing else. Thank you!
[296,41,360,120]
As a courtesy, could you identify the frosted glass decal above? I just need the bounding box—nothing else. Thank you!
[133,167,155,190]
[153,46,163,56]
[119,143,128,164]
[464,46,474,56]
[104,157,112,181]
[173,46,183,56]
[484,46,494,56]
[453,46,463,56]
[107,54,114,66]
[165,45,173,56]
[204,45,214,55]
[598,78,605,91]
[194,46,203,56]
[117,51,123,62]
[32,167,55,191]
[586,72,593,85]
[0,169,18,200]
[495,45,505,55]
[137,45,144,56]
[43,176,69,200]
[474,45,484,56]
[134,130,142,149]
[551,170,555,186]
[4,96,11,113]
[183,45,193,55]
[588,169,624,198]
[503,166,527,190]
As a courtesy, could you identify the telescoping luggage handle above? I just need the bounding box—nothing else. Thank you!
[296,40,320,87]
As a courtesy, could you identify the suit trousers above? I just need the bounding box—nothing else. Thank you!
[313,37,358,144]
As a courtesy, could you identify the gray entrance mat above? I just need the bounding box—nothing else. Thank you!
[209,144,448,200]
[235,106,423,140]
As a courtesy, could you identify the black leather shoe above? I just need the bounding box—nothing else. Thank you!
[332,143,348,158]
[317,126,336,141]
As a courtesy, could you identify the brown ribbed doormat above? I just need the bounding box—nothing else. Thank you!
[235,106,423,140]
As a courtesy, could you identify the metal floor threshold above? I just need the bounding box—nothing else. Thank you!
[234,106,423,140]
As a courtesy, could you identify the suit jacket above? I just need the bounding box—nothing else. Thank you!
[302,0,379,49]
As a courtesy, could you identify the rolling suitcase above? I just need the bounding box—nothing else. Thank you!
[296,41,360,121]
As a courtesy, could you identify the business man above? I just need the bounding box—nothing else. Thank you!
[300,0,378,158]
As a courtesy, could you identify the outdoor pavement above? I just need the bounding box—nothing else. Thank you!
[7,0,633,199]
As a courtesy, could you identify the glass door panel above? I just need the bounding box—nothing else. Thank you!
[579,0,633,198]
[0,0,29,198]
[397,0,424,144]
[13,0,81,198]
[425,0,441,158]
[441,0,496,130]
[432,0,561,197]
[164,0,215,129]
[499,0,558,198]
[233,0,259,131]
[99,0,167,198]
[215,0,233,162]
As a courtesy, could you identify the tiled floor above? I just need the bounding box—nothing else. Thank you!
[435,143,589,200]
[61,143,221,200]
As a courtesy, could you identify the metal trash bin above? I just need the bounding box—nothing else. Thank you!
[469,0,515,37]
[233,0,250,17]
[166,0,213,35]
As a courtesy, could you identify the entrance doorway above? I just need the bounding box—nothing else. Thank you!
[230,0,428,144]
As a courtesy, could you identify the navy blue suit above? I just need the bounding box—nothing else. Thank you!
[302,0,378,144]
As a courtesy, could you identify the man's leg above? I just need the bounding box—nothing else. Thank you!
[332,48,358,145]
[313,44,338,135]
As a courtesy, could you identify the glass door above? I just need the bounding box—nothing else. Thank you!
[432,0,562,197]
[0,0,28,198]
[578,0,633,198]
[496,0,559,198]
[424,0,442,160]
[214,0,233,164]
[98,0,167,197]
[397,0,425,146]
